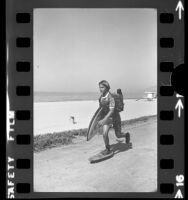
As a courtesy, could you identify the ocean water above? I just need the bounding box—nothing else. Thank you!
[34,99,157,136]
[34,91,146,102]
[34,92,99,102]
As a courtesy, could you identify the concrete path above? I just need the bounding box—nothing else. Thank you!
[34,116,157,192]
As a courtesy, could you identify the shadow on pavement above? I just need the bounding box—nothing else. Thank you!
[89,141,132,164]
[111,141,132,155]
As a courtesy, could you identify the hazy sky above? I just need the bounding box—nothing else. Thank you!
[34,9,157,93]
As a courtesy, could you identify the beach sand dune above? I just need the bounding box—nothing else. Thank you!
[34,116,157,192]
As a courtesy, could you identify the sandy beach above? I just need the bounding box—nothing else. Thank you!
[34,99,157,135]
[34,115,157,192]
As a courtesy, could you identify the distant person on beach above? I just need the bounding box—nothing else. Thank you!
[98,80,130,155]
[70,116,77,124]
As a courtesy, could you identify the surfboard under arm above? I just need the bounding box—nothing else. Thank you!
[87,107,103,141]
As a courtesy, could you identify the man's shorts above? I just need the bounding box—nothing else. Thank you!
[100,110,121,132]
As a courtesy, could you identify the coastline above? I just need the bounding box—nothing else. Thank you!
[34,114,157,153]
[34,91,148,103]
[34,97,145,103]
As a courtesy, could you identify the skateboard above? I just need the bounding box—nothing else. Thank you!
[89,150,114,163]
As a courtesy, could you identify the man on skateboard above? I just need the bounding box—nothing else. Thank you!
[97,80,130,155]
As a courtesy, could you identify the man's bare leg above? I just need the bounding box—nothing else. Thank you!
[102,125,111,154]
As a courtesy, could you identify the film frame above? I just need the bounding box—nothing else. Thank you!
[6,0,185,198]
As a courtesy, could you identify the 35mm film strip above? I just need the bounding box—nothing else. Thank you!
[6,0,185,198]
